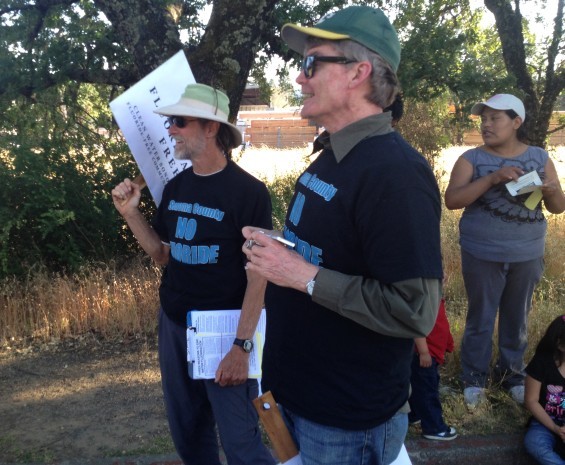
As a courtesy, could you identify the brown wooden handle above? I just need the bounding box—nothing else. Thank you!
[253,391,299,462]
[119,174,147,206]
[131,173,147,190]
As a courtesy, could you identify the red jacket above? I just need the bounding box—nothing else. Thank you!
[418,298,454,365]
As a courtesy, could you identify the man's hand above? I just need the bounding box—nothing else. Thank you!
[111,178,142,216]
[242,226,318,292]
[215,346,249,387]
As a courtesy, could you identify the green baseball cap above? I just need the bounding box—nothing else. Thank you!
[281,6,401,72]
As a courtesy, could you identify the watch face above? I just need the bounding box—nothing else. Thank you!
[243,340,254,353]
[307,279,315,296]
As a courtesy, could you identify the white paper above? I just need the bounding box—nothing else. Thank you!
[390,444,412,465]
[186,309,267,379]
[505,170,542,196]
[110,50,195,206]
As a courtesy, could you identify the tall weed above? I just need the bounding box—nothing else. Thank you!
[2,145,564,359]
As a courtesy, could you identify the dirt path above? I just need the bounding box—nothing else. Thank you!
[0,336,171,463]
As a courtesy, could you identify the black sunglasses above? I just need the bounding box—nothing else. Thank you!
[302,55,357,79]
[167,116,199,128]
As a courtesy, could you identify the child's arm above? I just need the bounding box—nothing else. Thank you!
[524,374,565,441]
[414,337,432,367]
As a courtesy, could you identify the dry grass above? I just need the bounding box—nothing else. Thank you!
[1,144,564,436]
[0,257,161,344]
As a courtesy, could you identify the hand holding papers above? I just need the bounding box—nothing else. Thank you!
[186,309,266,380]
[505,170,543,210]
[505,170,542,196]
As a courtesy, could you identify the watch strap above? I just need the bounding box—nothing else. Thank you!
[233,337,254,353]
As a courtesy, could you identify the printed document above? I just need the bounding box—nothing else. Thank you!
[506,170,542,196]
[186,309,266,380]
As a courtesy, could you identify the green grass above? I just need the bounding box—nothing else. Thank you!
[106,434,175,457]
[0,436,56,464]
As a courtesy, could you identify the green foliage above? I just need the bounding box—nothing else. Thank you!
[0,1,131,97]
[265,171,300,230]
[395,0,515,142]
[395,96,452,174]
[0,82,141,277]
[0,0,562,278]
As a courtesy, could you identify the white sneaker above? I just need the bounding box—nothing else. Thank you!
[509,385,525,404]
[464,386,486,409]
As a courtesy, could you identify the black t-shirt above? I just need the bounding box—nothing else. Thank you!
[526,352,565,424]
[263,132,443,430]
[153,161,272,326]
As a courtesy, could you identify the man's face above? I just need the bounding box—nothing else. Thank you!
[296,43,355,128]
[167,117,207,160]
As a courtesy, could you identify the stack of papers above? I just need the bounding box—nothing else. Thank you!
[505,171,542,196]
[186,309,266,379]
[505,171,543,210]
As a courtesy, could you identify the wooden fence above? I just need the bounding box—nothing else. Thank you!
[238,110,565,149]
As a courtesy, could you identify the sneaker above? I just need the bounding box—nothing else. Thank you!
[423,426,458,441]
[464,386,487,409]
[509,385,525,404]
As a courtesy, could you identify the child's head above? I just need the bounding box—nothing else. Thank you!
[535,315,565,364]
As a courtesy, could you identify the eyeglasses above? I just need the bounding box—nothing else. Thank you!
[167,116,199,128]
[302,55,357,79]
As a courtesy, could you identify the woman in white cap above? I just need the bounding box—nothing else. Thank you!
[445,94,565,409]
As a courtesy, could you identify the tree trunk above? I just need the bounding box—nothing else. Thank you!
[484,0,565,148]
[95,0,278,121]
[94,0,185,80]
[189,0,279,120]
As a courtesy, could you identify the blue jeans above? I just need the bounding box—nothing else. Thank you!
[280,406,408,465]
[524,419,565,465]
[408,354,448,435]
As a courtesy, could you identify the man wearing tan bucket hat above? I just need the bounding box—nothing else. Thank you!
[112,83,275,465]
[242,6,443,464]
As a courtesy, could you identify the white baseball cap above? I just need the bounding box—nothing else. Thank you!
[471,94,526,121]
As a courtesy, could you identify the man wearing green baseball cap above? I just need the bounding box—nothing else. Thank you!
[243,6,443,464]
[112,84,275,465]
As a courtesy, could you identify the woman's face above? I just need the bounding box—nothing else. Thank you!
[480,107,522,148]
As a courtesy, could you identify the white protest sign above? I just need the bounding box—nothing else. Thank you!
[110,50,195,206]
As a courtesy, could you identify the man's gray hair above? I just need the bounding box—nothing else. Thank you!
[305,37,400,109]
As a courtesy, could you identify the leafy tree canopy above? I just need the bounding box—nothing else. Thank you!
[0,0,563,277]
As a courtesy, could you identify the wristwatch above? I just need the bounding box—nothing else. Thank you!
[233,338,254,353]
[306,277,316,296]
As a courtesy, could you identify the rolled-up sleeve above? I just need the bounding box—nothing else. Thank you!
[312,268,441,338]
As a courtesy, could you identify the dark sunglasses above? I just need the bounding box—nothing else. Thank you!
[167,116,199,128]
[302,55,357,79]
